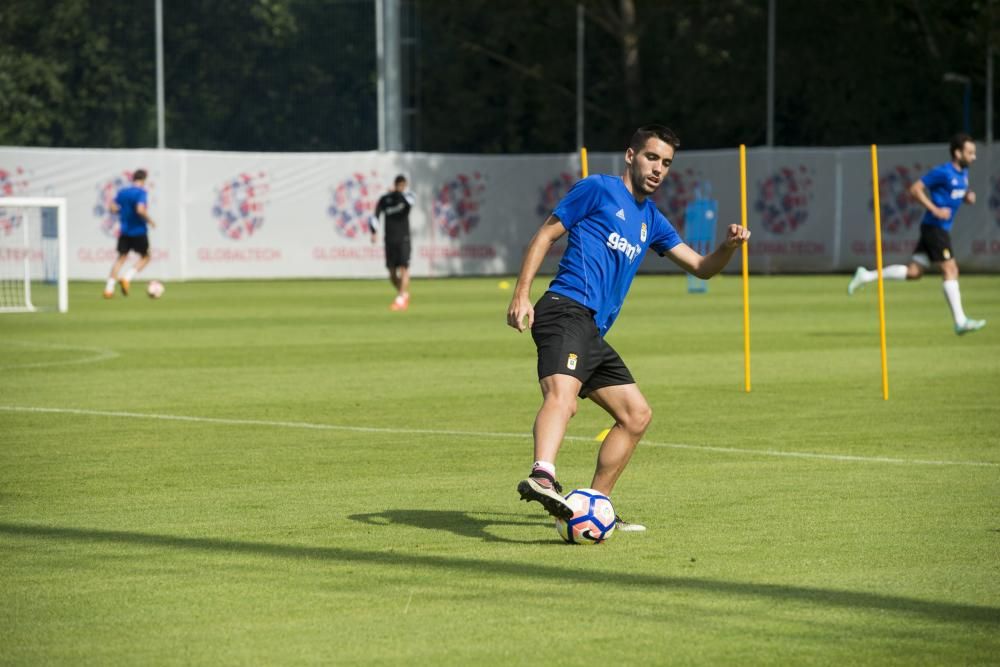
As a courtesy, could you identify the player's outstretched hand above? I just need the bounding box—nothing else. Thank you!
[507,294,534,332]
[724,224,751,248]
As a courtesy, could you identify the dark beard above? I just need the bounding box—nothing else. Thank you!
[630,169,657,196]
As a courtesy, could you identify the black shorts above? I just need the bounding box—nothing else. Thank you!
[912,225,953,265]
[385,238,411,268]
[531,291,635,398]
[117,234,149,257]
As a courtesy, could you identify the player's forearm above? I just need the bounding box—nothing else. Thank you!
[513,233,553,298]
[694,243,739,279]
[909,183,936,213]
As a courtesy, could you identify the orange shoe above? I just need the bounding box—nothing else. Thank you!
[103,290,114,299]
[119,278,130,296]
[389,294,409,311]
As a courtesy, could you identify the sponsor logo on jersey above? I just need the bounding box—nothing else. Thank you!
[640,222,647,242]
[950,188,966,200]
[606,231,640,262]
[567,353,578,370]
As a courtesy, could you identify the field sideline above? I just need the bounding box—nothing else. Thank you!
[1,275,998,664]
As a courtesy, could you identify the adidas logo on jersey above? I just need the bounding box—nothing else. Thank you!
[606,231,640,262]
[616,208,626,220]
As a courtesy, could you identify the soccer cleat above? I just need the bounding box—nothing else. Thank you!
[517,473,573,521]
[955,318,986,336]
[847,267,866,295]
[119,278,130,297]
[389,294,409,311]
[614,515,647,533]
[102,290,114,299]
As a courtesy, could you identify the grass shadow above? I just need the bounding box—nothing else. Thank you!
[1,521,997,626]
[349,509,555,544]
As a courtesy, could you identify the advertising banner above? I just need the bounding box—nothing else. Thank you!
[1,144,996,279]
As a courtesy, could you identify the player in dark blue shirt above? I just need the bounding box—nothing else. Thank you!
[506,125,750,529]
[103,169,156,298]
[848,134,984,335]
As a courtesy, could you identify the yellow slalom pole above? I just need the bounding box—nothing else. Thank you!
[739,144,751,393]
[580,147,589,178]
[870,145,890,400]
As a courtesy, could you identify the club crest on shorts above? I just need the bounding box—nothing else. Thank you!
[640,222,647,242]
[567,353,578,370]
[943,248,952,259]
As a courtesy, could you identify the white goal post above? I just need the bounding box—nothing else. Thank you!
[0,197,68,313]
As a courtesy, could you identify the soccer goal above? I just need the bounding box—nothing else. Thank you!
[0,197,68,313]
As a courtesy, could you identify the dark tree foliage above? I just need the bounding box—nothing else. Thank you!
[165,0,376,151]
[0,0,156,147]
[0,0,995,151]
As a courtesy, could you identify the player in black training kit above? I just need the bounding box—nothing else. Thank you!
[371,174,415,311]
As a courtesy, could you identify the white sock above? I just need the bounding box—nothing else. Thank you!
[882,265,908,280]
[105,278,116,292]
[123,267,137,281]
[861,265,906,283]
[532,460,556,477]
[942,280,966,326]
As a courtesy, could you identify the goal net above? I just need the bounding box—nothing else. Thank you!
[0,197,68,313]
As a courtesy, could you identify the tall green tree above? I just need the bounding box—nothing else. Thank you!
[0,0,155,147]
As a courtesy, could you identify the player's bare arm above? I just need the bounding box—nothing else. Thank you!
[665,224,750,279]
[136,203,156,228]
[964,190,976,205]
[909,180,950,220]
[506,215,567,332]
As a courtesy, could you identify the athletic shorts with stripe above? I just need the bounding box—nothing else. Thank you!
[912,225,953,266]
[117,234,149,257]
[531,291,635,398]
[385,238,411,269]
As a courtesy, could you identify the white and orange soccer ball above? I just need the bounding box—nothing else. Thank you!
[555,488,616,544]
[146,280,165,299]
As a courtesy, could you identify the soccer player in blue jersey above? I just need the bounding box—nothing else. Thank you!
[103,169,156,298]
[506,125,750,530]
[848,134,984,335]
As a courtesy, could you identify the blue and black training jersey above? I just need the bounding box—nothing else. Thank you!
[919,162,969,231]
[548,174,682,336]
[114,185,149,237]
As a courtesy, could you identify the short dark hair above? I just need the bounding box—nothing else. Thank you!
[132,169,148,181]
[949,133,973,158]
[629,125,681,153]
[394,174,407,185]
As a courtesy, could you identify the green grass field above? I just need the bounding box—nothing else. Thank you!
[1,275,998,665]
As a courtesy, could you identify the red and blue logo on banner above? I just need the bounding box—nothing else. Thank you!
[433,173,486,238]
[989,174,1000,229]
[328,172,381,239]
[870,163,926,234]
[536,172,576,218]
[0,166,30,236]
[755,165,814,234]
[214,172,269,240]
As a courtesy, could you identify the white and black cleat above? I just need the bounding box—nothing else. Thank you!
[517,476,574,521]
